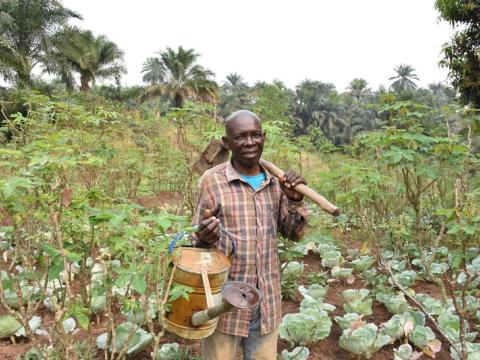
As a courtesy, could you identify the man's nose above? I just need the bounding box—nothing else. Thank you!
[245,136,255,145]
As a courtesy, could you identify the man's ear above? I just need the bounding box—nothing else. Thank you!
[221,136,229,150]
[263,131,267,141]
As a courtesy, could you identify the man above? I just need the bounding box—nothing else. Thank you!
[192,110,308,360]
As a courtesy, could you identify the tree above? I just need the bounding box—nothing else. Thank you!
[0,36,26,81]
[389,64,419,94]
[44,26,126,92]
[141,57,164,85]
[293,80,336,135]
[218,73,252,116]
[224,73,247,90]
[346,78,371,99]
[141,46,218,108]
[0,0,81,86]
[436,0,480,107]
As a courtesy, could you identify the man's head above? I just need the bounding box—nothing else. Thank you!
[222,110,266,170]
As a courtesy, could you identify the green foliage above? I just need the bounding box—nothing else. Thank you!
[279,308,332,347]
[436,0,480,107]
[0,0,82,86]
[44,26,126,92]
[339,323,391,358]
[141,46,218,108]
[155,343,200,360]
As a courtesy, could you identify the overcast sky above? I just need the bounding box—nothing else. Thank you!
[62,0,455,91]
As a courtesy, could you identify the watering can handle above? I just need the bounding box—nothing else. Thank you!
[168,226,200,253]
[201,266,214,309]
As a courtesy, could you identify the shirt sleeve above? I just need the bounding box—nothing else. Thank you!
[191,175,234,256]
[191,175,214,247]
[277,191,309,241]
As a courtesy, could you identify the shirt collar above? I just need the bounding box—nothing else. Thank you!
[226,159,273,184]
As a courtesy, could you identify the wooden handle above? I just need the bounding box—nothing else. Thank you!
[259,159,340,217]
[201,266,214,309]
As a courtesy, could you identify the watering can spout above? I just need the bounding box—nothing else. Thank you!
[191,301,232,326]
[191,281,260,327]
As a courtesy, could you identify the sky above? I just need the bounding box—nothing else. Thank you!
[62,0,455,91]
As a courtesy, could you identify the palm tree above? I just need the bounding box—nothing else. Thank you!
[224,73,246,89]
[293,80,336,134]
[0,0,81,86]
[218,73,252,116]
[44,26,126,92]
[389,64,419,94]
[0,36,26,81]
[141,57,164,85]
[142,46,218,108]
[346,78,371,99]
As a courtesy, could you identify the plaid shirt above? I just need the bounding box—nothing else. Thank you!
[192,161,308,336]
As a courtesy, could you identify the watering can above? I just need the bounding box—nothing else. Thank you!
[163,245,260,340]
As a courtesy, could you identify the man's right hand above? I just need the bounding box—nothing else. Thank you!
[195,205,220,247]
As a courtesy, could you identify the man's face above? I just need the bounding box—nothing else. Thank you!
[222,115,265,168]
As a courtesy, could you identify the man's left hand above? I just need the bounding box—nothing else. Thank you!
[280,169,307,202]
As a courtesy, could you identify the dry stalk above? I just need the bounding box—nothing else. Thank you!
[381,260,460,354]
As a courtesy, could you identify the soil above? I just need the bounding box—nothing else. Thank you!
[0,241,465,359]
[135,192,181,209]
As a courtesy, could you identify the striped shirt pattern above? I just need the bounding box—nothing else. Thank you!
[192,161,308,336]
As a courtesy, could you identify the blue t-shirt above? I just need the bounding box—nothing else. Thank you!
[240,172,266,191]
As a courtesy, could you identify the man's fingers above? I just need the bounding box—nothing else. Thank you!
[198,216,216,230]
[203,204,220,220]
[205,218,220,233]
[283,170,307,188]
[198,218,220,239]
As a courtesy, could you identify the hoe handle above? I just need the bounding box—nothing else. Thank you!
[259,159,340,217]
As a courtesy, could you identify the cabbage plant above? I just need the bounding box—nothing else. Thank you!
[339,323,391,358]
[415,294,447,316]
[282,261,304,278]
[334,313,363,330]
[376,291,411,314]
[299,298,336,313]
[351,256,375,273]
[279,308,332,347]
[380,311,424,340]
[438,311,478,343]
[298,284,327,301]
[321,250,344,269]
[342,289,372,315]
[393,344,421,360]
[0,314,22,338]
[394,270,417,288]
[409,325,435,348]
[389,259,407,272]
[96,322,154,355]
[281,346,310,360]
[344,298,373,316]
[451,342,480,360]
[331,266,354,280]
[155,343,179,360]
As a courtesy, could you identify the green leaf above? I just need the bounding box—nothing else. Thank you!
[48,257,64,280]
[447,224,461,235]
[131,274,147,295]
[1,176,34,197]
[463,225,476,235]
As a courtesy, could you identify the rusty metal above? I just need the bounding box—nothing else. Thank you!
[222,281,260,309]
[192,139,229,175]
[190,282,260,327]
[163,247,231,340]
